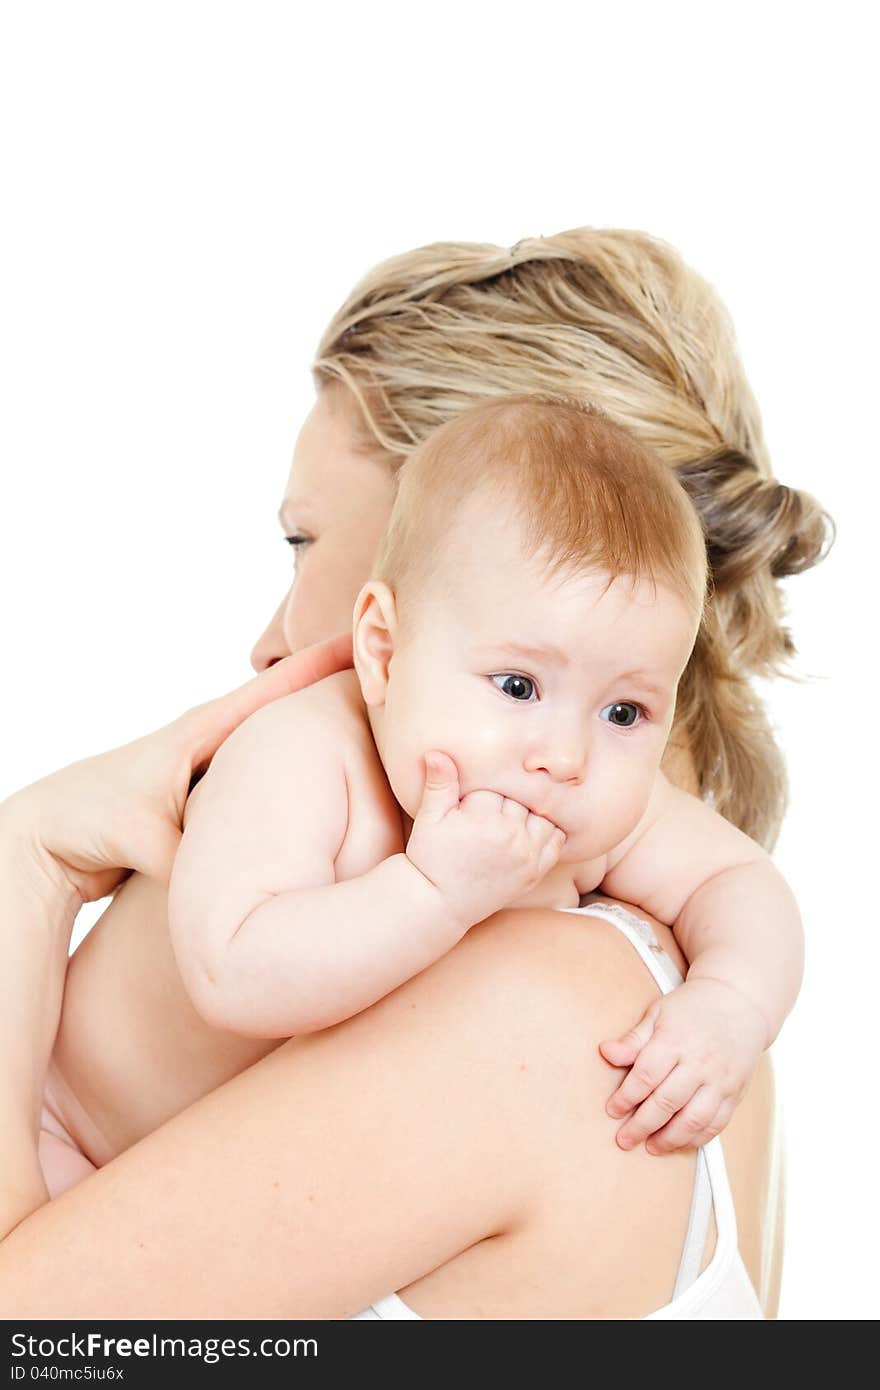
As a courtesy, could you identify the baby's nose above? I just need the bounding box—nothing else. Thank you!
[525,731,588,782]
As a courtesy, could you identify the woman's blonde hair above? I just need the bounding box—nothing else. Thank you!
[312,228,835,850]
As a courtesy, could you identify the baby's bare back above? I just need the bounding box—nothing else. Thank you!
[49,670,405,1164]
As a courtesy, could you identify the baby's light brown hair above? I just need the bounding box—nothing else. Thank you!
[372,392,710,638]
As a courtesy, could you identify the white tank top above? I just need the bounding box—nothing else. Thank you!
[350,901,766,1320]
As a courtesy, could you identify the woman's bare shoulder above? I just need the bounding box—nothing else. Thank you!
[452,900,671,1002]
[454,903,667,1038]
[360,895,665,1157]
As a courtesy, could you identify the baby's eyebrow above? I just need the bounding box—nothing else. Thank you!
[476,641,569,668]
[614,671,669,699]
[475,643,669,698]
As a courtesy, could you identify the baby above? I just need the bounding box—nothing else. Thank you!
[40,394,802,1194]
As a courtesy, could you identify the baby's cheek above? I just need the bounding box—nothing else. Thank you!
[589,779,652,852]
[380,744,426,822]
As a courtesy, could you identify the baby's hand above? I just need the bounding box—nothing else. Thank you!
[406,751,566,931]
[598,979,767,1155]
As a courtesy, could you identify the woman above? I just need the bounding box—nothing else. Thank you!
[0,229,831,1318]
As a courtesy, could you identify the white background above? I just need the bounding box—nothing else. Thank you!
[1,1,876,1319]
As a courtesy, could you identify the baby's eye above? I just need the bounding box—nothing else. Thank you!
[491,673,537,702]
[600,701,643,728]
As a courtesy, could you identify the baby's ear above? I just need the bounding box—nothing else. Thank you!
[352,580,399,706]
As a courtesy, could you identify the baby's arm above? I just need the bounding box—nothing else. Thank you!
[595,770,804,1152]
[166,689,467,1039]
[603,771,803,1043]
[167,694,461,1038]
[168,702,563,1041]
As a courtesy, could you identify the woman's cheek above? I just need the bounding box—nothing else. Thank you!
[288,545,371,652]
[284,571,329,653]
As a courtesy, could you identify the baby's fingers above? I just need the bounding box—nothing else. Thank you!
[645,1092,733,1156]
[524,811,565,844]
[521,810,566,867]
[613,1064,698,1151]
[601,1001,663,1090]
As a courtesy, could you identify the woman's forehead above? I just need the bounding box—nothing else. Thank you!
[283,389,386,517]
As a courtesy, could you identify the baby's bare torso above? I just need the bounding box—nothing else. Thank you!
[49,671,411,1164]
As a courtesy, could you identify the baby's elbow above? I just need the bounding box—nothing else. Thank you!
[167,882,245,1033]
[185,952,310,1039]
[181,954,263,1037]
[184,955,235,1033]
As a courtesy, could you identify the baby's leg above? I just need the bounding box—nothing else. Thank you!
[38,1095,97,1199]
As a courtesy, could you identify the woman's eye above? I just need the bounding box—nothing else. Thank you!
[285,534,312,570]
[600,701,643,728]
[491,673,537,702]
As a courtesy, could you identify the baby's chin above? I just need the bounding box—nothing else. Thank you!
[560,840,597,867]
[557,828,616,865]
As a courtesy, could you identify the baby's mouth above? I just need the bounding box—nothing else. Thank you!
[521,801,566,832]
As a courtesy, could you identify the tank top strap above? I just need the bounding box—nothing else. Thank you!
[559,900,724,1299]
[672,1149,713,1297]
[563,899,685,993]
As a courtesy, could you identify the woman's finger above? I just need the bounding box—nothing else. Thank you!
[5,633,356,905]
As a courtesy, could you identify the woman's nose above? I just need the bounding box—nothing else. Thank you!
[249,591,293,672]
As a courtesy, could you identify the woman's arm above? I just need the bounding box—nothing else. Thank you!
[0,826,78,1235]
[0,635,353,1237]
[0,909,655,1319]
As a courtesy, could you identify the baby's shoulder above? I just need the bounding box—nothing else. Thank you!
[184,669,368,830]
[208,668,362,774]
[243,667,368,742]
[256,668,402,876]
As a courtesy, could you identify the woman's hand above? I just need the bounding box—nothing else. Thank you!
[0,633,354,1235]
[1,632,354,907]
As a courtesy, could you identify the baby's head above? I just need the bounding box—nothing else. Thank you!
[352,394,709,861]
